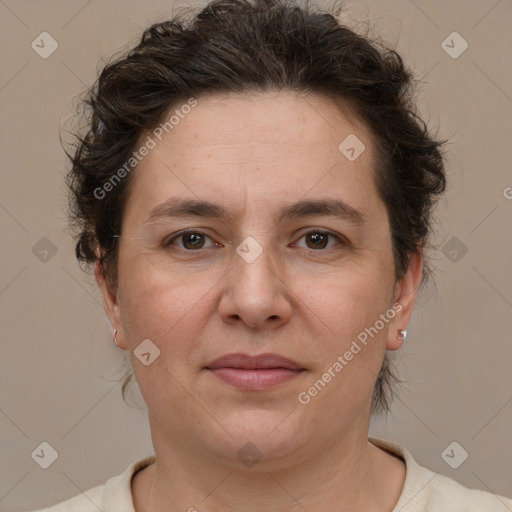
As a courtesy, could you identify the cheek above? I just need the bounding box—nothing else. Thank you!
[298,267,394,404]
[118,266,214,408]
[298,275,392,405]
[305,264,393,338]
[117,254,216,356]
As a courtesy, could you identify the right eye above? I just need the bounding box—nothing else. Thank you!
[163,230,221,251]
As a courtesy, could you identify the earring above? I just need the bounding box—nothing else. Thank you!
[113,329,120,348]
[398,329,407,341]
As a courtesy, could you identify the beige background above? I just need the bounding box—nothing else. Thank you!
[1,0,511,509]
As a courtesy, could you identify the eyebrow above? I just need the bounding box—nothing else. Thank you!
[144,197,366,226]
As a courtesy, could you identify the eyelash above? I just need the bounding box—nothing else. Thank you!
[163,229,348,252]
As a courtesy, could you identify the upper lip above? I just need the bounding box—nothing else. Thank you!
[205,353,304,371]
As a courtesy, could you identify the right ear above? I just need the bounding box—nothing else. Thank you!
[94,247,126,349]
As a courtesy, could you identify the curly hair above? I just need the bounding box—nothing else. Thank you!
[65,0,448,415]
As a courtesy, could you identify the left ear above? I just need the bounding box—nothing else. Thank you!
[386,251,423,351]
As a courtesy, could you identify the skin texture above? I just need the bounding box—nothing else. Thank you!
[95,90,423,511]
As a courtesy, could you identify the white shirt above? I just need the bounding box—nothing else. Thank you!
[31,436,512,511]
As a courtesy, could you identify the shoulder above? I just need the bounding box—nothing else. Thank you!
[29,455,156,512]
[368,436,512,512]
[29,484,104,512]
[424,471,512,511]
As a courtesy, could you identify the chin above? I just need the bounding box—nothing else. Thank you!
[198,410,310,469]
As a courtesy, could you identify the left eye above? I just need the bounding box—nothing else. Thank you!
[294,231,343,250]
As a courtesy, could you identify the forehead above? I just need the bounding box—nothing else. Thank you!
[159,90,371,151]
[123,90,382,226]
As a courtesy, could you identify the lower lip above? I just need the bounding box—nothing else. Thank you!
[207,368,304,389]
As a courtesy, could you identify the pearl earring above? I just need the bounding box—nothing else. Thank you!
[398,329,407,340]
[113,329,120,348]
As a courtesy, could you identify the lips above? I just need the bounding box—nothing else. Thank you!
[205,353,306,390]
[205,353,304,371]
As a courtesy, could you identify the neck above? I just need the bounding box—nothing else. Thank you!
[133,421,405,512]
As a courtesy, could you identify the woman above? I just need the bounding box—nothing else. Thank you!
[35,0,512,510]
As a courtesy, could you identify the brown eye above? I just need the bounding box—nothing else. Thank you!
[295,230,344,250]
[181,232,206,250]
[305,232,328,249]
[164,231,216,250]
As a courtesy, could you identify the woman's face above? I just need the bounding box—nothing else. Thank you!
[97,90,421,468]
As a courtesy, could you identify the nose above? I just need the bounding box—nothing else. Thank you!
[218,240,293,330]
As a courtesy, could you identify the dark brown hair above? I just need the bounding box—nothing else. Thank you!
[66,0,448,415]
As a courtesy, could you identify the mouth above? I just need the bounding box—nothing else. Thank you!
[204,353,306,390]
